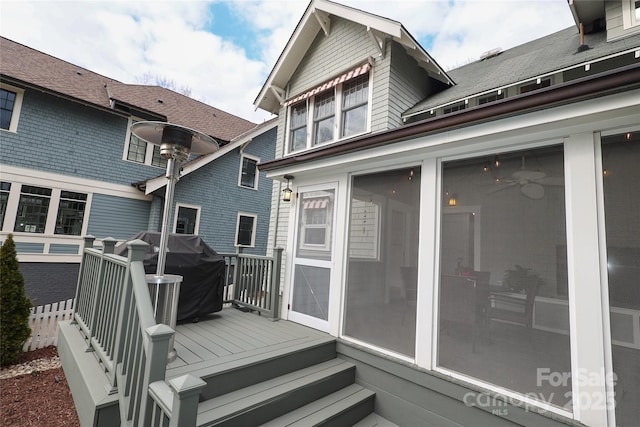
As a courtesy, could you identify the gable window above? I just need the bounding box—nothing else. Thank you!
[235,213,256,247]
[519,77,551,94]
[0,84,24,132]
[285,64,371,153]
[289,102,308,152]
[124,119,168,168]
[55,191,87,235]
[342,74,369,137]
[174,204,200,235]
[239,155,259,189]
[14,185,52,233]
[313,90,336,145]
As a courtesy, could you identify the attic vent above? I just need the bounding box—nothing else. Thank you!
[480,48,502,61]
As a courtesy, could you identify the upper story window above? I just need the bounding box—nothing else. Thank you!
[239,155,259,189]
[622,0,640,29]
[0,84,24,132]
[285,64,371,154]
[123,119,168,168]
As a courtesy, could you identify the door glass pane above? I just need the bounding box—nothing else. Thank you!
[601,132,640,426]
[438,145,572,410]
[344,167,420,357]
[296,190,334,261]
[292,265,330,321]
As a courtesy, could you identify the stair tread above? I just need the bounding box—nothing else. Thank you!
[196,359,354,424]
[169,335,335,379]
[352,413,400,427]
[259,383,375,426]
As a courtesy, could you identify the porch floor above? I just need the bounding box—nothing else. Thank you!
[166,306,334,380]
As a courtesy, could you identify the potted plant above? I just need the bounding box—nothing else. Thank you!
[503,264,544,293]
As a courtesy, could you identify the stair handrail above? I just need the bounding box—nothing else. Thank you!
[71,236,205,426]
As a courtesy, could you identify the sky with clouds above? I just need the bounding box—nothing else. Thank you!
[0,0,575,123]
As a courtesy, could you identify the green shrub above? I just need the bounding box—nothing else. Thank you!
[1,234,32,366]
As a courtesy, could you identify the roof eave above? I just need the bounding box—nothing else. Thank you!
[259,64,640,172]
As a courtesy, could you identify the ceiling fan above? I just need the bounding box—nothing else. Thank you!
[488,156,563,199]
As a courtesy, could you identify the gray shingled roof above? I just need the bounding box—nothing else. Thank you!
[405,26,640,116]
[0,37,256,142]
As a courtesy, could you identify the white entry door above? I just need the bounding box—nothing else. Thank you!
[288,185,337,332]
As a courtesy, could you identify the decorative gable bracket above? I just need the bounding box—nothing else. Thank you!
[269,85,286,104]
[368,28,386,57]
[313,9,331,35]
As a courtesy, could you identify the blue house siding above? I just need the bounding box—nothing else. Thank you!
[87,194,151,240]
[1,88,166,186]
[49,244,81,255]
[15,242,45,253]
[172,127,277,255]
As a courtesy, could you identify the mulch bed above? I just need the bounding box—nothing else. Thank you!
[0,346,80,427]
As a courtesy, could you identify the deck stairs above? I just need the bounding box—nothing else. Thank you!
[167,318,397,427]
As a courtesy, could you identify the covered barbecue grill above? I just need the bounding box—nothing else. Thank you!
[116,231,225,321]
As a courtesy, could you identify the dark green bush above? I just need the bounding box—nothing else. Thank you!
[1,234,32,366]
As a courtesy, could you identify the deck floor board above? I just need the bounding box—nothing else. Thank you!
[166,307,334,380]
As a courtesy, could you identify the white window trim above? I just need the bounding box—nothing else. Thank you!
[285,73,372,155]
[622,0,640,29]
[173,203,201,235]
[3,182,92,236]
[238,153,260,190]
[122,117,166,168]
[0,82,25,133]
[235,212,257,247]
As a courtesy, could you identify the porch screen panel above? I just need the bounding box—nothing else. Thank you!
[437,145,572,410]
[292,265,330,321]
[601,133,640,426]
[344,167,420,357]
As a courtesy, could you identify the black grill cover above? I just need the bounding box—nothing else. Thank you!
[115,232,225,321]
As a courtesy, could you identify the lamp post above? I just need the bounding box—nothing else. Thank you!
[130,121,218,361]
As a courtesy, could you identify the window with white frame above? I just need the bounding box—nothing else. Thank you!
[124,119,168,168]
[0,84,24,132]
[14,185,51,233]
[239,155,259,189]
[235,213,256,247]
[174,204,200,235]
[55,191,87,235]
[287,71,370,153]
[0,182,11,228]
[300,195,332,252]
[622,0,640,29]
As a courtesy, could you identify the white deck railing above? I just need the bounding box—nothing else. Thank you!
[72,236,205,427]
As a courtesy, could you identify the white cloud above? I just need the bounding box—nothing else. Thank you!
[1,0,575,123]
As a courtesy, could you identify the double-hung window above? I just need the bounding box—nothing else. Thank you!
[341,74,369,137]
[289,102,308,152]
[124,119,168,168]
[286,66,371,153]
[14,185,52,233]
[313,90,335,145]
[622,0,640,29]
[239,155,259,189]
[55,191,87,235]
[0,84,24,132]
[236,213,256,247]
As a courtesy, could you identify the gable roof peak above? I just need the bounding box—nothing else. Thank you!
[254,0,452,114]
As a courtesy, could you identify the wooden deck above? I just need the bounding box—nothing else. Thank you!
[167,306,334,380]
